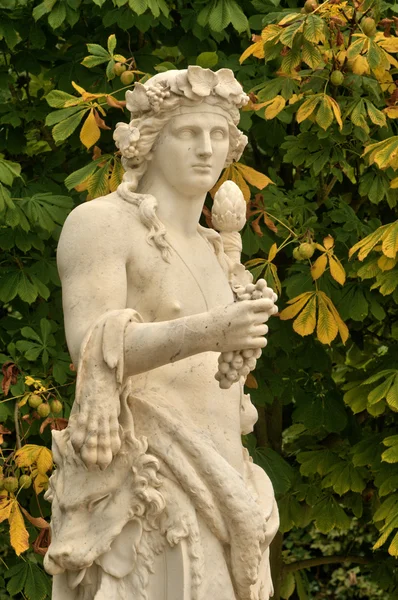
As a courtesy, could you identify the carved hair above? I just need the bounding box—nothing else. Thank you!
[116,72,248,260]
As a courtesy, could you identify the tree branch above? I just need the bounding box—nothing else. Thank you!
[283,555,372,574]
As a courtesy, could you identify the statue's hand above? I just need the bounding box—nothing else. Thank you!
[70,398,122,470]
[213,279,278,389]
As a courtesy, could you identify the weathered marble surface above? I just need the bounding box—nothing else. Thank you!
[44,66,279,600]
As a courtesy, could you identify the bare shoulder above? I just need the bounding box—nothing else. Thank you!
[57,192,143,274]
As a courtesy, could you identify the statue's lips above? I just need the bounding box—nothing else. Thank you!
[192,164,212,169]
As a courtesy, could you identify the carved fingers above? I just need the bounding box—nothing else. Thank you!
[70,404,122,470]
[215,278,278,389]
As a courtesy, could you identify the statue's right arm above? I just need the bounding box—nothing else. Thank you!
[58,201,273,468]
[58,201,272,372]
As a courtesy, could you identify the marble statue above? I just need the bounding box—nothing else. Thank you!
[44,66,280,600]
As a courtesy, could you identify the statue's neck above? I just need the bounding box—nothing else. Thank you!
[137,179,205,238]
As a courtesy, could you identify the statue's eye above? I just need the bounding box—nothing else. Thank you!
[211,129,226,140]
[177,128,195,139]
[88,494,111,512]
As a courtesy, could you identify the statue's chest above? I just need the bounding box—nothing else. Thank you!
[126,239,233,321]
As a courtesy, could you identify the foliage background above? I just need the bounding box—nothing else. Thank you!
[1,0,398,597]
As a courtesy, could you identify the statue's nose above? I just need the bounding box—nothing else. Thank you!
[44,547,70,575]
[197,132,213,158]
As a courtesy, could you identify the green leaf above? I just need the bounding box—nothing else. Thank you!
[24,563,49,600]
[280,572,295,599]
[297,449,339,477]
[32,0,56,20]
[6,562,28,596]
[46,89,79,108]
[347,37,365,59]
[81,55,109,68]
[147,0,160,17]
[0,271,20,302]
[0,158,21,186]
[280,20,302,48]
[196,52,218,68]
[351,99,369,132]
[387,378,398,411]
[227,0,248,32]
[367,40,383,70]
[281,46,301,73]
[64,157,105,189]
[107,33,117,55]
[316,96,334,131]
[52,109,88,142]
[365,100,387,128]
[314,496,351,533]
[21,327,42,343]
[301,38,322,68]
[368,375,396,405]
[17,272,38,303]
[106,58,116,81]
[304,14,325,44]
[86,43,110,58]
[254,447,295,496]
[209,0,231,32]
[293,392,347,433]
[87,163,111,199]
[129,0,147,15]
[19,193,72,231]
[48,1,67,29]
[45,106,87,127]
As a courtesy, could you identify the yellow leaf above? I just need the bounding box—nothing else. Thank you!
[210,166,232,198]
[15,444,52,474]
[15,444,41,468]
[36,447,53,474]
[311,254,327,280]
[18,394,30,408]
[265,263,282,296]
[323,235,334,250]
[245,373,258,389]
[268,242,277,262]
[352,55,370,75]
[262,24,283,42]
[9,501,29,556]
[316,292,338,345]
[296,95,321,123]
[109,158,125,193]
[33,472,49,495]
[279,291,314,321]
[293,295,317,337]
[231,167,251,202]
[384,106,398,119]
[239,40,265,64]
[75,176,91,192]
[381,222,398,259]
[321,292,349,344]
[235,163,274,190]
[0,498,12,523]
[80,108,101,149]
[378,36,398,53]
[329,255,346,285]
[264,95,286,120]
[378,255,397,271]
[349,224,390,260]
[289,94,301,105]
[327,96,343,130]
[72,80,86,95]
[390,177,398,189]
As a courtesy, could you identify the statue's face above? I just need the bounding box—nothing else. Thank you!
[149,110,230,195]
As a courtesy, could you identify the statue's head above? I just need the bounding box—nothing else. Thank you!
[114,67,249,193]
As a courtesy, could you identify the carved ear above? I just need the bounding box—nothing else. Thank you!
[51,429,69,466]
